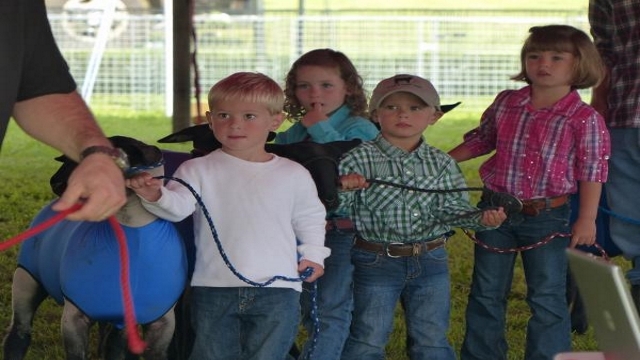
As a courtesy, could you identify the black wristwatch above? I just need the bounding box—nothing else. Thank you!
[80,145,130,172]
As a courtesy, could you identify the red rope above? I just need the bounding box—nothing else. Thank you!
[461,229,610,260]
[0,203,83,251]
[0,203,146,354]
[108,216,146,354]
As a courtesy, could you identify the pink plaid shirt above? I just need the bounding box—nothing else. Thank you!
[463,86,610,200]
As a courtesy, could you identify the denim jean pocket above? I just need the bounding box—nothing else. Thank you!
[351,247,382,267]
[540,203,571,226]
[421,246,448,262]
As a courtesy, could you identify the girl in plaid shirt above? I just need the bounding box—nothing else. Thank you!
[450,25,610,360]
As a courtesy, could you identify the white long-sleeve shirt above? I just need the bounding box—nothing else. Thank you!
[141,149,329,291]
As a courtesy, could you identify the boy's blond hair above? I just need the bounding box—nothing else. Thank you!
[208,72,284,115]
[511,24,605,89]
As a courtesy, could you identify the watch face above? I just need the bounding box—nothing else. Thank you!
[114,157,129,170]
[80,146,130,171]
[115,148,130,170]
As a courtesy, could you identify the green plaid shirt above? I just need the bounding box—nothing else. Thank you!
[338,135,489,244]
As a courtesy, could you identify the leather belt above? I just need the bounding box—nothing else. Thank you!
[482,188,569,217]
[520,194,569,216]
[326,218,354,231]
[353,235,447,258]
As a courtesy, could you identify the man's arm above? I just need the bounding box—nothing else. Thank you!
[13,92,126,221]
[13,92,109,159]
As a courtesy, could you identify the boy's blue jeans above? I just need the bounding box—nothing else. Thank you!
[341,245,455,360]
[188,286,300,360]
[461,204,572,360]
[299,227,355,360]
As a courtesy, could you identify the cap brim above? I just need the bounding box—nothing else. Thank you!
[440,102,461,113]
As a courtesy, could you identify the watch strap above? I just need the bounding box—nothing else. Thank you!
[80,145,130,171]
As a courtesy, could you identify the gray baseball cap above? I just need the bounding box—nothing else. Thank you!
[369,74,460,113]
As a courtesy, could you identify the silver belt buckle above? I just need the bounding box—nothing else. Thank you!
[385,242,404,258]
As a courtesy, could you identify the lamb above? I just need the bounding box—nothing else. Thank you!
[158,124,361,211]
[3,136,188,360]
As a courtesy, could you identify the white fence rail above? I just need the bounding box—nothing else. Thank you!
[47,11,590,113]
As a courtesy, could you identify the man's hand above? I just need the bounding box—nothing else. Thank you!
[52,155,126,221]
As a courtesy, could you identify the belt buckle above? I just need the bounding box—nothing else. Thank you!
[412,242,422,256]
[521,204,540,216]
[385,242,404,258]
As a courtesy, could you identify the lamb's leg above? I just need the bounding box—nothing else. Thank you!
[142,306,176,360]
[61,301,93,360]
[101,308,177,360]
[3,267,48,360]
[100,322,137,360]
[100,308,175,360]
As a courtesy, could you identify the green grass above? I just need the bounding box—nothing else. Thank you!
[0,109,604,359]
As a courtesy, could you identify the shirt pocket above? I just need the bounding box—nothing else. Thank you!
[360,175,439,234]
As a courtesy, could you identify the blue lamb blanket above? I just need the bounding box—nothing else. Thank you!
[18,202,188,328]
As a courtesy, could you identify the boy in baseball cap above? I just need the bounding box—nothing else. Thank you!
[369,74,461,116]
[337,74,506,359]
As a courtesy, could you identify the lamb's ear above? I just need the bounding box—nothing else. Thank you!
[54,154,70,163]
[50,155,77,197]
[157,125,202,143]
[440,101,462,113]
[267,131,276,142]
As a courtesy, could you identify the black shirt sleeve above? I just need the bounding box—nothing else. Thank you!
[17,0,77,101]
[0,0,77,148]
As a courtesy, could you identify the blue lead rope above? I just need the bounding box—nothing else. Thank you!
[599,206,640,227]
[158,175,320,358]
